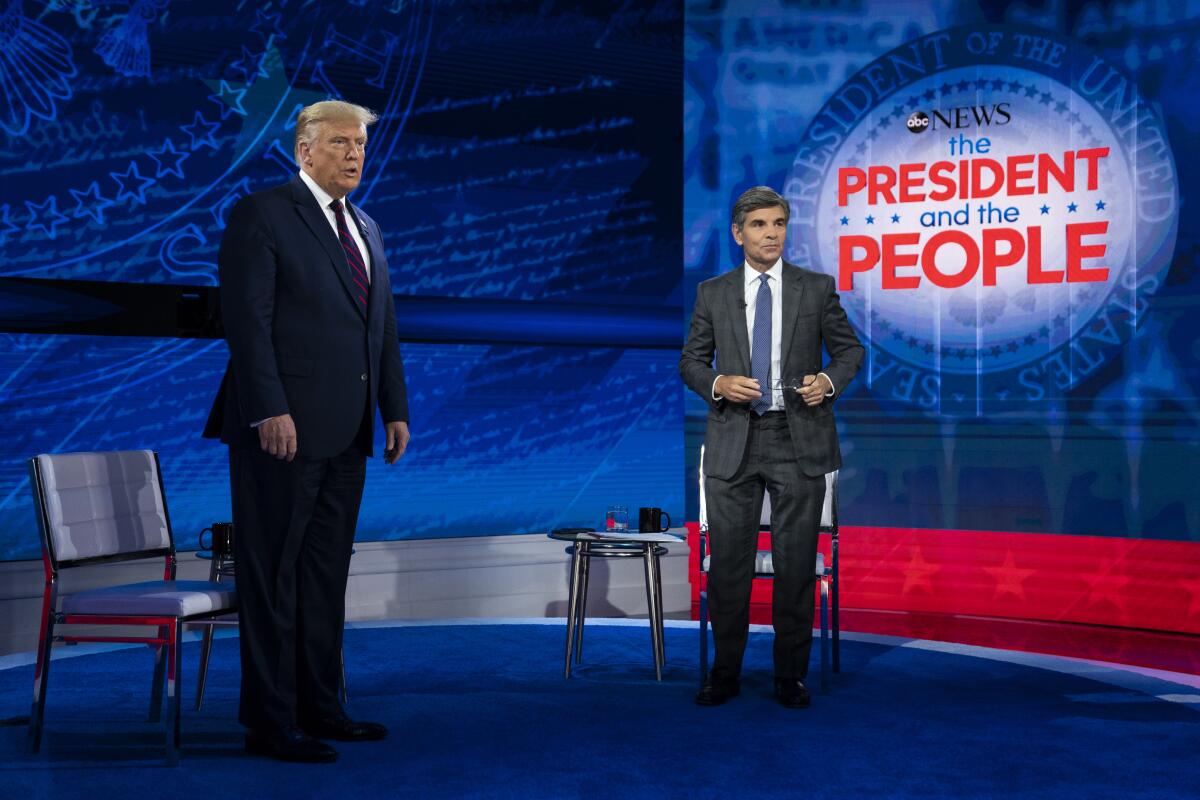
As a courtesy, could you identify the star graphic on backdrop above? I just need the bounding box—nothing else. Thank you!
[1084,558,1131,615]
[923,88,936,101]
[148,138,190,179]
[891,213,900,223]
[208,80,248,119]
[1055,101,1068,113]
[901,546,939,595]
[1007,80,1022,92]
[1040,204,1050,214]
[1024,84,1039,97]
[0,203,21,244]
[25,196,69,239]
[984,551,1037,601]
[181,111,220,150]
[1067,202,1078,212]
[1095,200,1106,211]
[906,95,920,106]
[865,215,875,224]
[1039,92,1053,104]
[110,162,156,206]
[231,46,270,83]
[891,105,904,118]
[957,79,971,91]
[855,141,868,154]
[839,216,848,226]
[69,182,114,224]
[251,9,285,44]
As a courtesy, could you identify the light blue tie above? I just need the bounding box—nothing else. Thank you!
[750,274,772,415]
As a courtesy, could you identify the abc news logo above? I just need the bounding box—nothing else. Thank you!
[906,103,1012,134]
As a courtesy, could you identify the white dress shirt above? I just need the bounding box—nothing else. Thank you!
[298,169,371,280]
[712,259,835,406]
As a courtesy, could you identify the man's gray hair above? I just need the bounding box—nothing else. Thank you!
[293,100,379,164]
[731,186,791,229]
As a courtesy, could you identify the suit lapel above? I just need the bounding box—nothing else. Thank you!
[780,263,805,368]
[723,270,751,373]
[290,177,367,321]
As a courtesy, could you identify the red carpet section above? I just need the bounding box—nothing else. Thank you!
[687,524,1200,640]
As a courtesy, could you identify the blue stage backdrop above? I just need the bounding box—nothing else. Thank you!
[685,1,1199,540]
[0,0,683,561]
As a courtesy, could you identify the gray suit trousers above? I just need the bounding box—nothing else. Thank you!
[705,412,826,684]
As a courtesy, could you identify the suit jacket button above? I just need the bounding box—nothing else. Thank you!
[360,373,367,381]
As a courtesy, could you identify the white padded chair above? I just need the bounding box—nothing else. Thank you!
[696,445,840,692]
[26,450,236,765]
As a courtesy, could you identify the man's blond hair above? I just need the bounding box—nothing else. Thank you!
[293,100,379,164]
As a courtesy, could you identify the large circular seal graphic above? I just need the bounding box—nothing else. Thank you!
[784,25,1178,415]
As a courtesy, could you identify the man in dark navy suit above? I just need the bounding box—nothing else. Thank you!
[205,100,409,763]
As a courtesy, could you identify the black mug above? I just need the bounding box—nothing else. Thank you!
[199,522,234,558]
[638,507,671,533]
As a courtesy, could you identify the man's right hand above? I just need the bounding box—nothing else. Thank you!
[258,414,297,461]
[714,375,763,404]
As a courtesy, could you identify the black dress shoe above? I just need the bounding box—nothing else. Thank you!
[695,682,741,706]
[245,725,339,763]
[303,714,388,742]
[774,678,811,709]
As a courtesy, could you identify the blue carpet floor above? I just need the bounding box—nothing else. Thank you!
[0,621,1198,799]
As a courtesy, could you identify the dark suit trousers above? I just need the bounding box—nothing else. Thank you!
[229,437,366,732]
[705,412,826,685]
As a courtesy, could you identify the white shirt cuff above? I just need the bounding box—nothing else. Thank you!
[818,372,835,397]
[711,375,724,401]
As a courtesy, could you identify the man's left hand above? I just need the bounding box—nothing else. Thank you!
[384,421,410,464]
[797,374,832,407]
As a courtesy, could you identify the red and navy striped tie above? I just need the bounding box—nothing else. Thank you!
[330,199,369,313]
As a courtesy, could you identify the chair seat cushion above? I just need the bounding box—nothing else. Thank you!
[701,551,827,576]
[61,580,236,618]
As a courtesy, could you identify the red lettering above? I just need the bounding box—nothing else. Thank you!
[928,161,956,201]
[838,167,866,206]
[1066,221,1109,282]
[838,235,878,291]
[970,159,1004,199]
[869,166,897,204]
[880,233,921,289]
[1075,148,1109,191]
[1006,154,1035,196]
[898,163,925,202]
[922,231,979,289]
[982,228,1026,285]
[1026,226,1063,284]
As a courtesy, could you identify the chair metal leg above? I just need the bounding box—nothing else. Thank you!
[194,623,215,711]
[832,538,840,673]
[574,549,590,664]
[339,646,348,704]
[698,590,709,686]
[819,579,830,695]
[563,543,584,678]
[653,551,665,667]
[642,546,662,681]
[27,583,58,754]
[148,625,166,722]
[165,620,182,766]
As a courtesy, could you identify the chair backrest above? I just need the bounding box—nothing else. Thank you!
[29,450,174,567]
[698,445,838,532]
